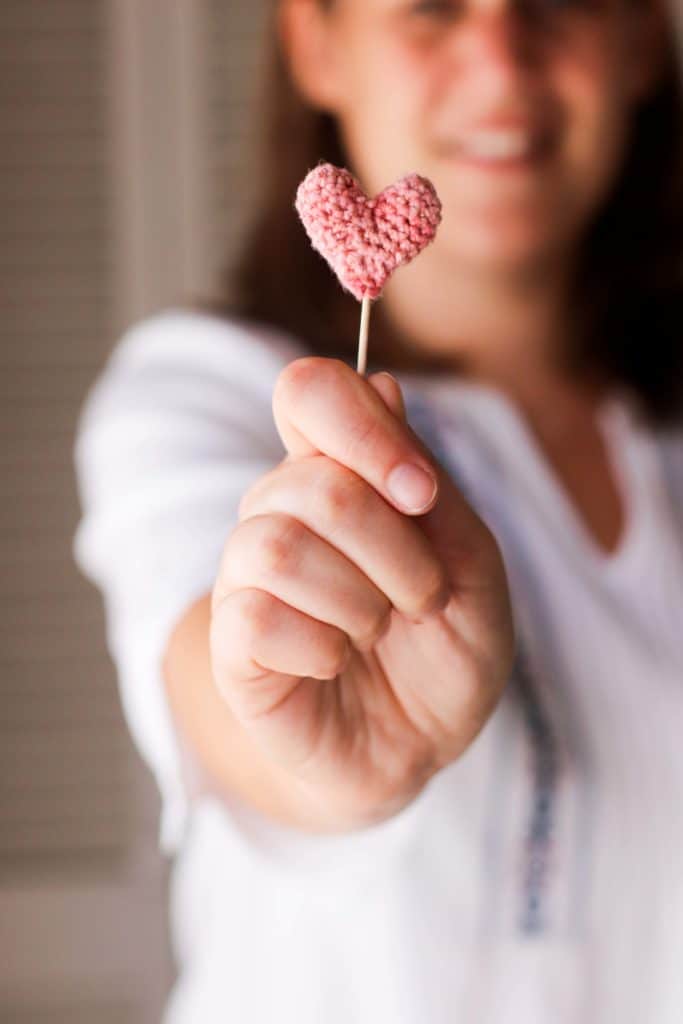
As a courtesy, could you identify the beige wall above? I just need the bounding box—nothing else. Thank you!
[0,1,266,1019]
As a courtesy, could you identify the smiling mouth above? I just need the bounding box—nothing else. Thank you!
[449,128,555,169]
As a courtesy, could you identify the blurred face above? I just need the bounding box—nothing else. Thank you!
[281,0,665,275]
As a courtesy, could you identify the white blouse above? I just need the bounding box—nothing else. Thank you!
[72,308,683,1024]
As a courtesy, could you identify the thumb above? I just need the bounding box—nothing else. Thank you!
[366,371,407,422]
[367,371,501,595]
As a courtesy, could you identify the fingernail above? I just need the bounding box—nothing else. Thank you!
[386,462,438,513]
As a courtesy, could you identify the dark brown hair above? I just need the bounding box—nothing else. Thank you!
[195,1,683,427]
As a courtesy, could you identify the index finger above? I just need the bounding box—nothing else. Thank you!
[272,356,440,515]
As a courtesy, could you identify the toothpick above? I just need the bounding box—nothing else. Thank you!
[356,295,372,376]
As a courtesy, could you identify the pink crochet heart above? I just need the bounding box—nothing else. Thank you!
[295,163,442,302]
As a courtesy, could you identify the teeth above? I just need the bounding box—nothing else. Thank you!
[459,131,534,160]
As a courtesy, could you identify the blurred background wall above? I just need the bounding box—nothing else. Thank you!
[3,2,682,1022]
[0,1,268,1019]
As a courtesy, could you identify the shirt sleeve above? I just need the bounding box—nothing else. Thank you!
[71,309,313,855]
[71,309,432,865]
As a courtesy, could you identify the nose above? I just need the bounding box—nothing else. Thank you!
[455,6,539,82]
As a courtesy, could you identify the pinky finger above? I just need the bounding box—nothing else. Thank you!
[210,587,351,720]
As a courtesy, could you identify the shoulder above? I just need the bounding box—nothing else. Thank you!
[72,309,312,576]
[75,307,311,439]
[109,306,310,375]
[88,306,309,401]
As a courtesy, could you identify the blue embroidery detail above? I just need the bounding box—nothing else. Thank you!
[403,388,560,936]
[513,642,559,934]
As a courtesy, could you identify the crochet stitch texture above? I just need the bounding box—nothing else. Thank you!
[295,162,442,302]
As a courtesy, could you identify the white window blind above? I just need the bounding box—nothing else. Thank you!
[1,0,272,1017]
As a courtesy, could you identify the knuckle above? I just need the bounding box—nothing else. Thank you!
[414,564,451,617]
[357,597,393,648]
[315,463,368,527]
[274,358,311,402]
[212,590,286,698]
[237,468,273,520]
[371,598,394,639]
[257,514,307,579]
[235,587,274,641]
[209,588,271,684]
[218,516,266,588]
[215,527,242,596]
[275,356,343,406]
[324,633,351,678]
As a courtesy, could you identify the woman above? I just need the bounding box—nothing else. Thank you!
[73,0,683,1021]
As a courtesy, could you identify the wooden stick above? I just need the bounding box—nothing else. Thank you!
[356,295,372,376]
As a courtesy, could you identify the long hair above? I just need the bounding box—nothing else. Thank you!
[194,1,683,427]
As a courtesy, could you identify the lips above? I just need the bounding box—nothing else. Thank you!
[459,130,536,160]
[444,118,555,165]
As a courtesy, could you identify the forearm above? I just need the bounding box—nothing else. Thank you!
[162,592,345,835]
